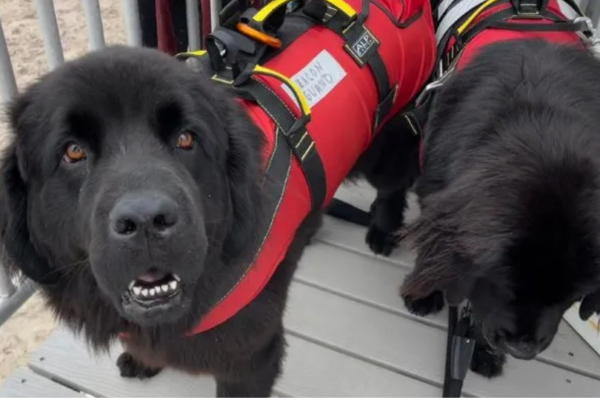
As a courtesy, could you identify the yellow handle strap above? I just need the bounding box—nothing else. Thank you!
[252,65,311,116]
[175,49,208,60]
[457,0,500,34]
[253,0,356,23]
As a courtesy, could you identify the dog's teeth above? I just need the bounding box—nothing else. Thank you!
[128,281,136,290]
[141,288,149,297]
[133,286,141,296]
[161,284,169,292]
[169,281,178,290]
[149,288,156,296]
[173,274,181,282]
[155,286,162,294]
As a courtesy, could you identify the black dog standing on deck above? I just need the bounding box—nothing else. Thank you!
[0,24,426,400]
[399,1,600,379]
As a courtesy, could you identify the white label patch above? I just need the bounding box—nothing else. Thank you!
[282,50,346,109]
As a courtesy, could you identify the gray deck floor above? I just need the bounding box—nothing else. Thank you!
[2,181,600,397]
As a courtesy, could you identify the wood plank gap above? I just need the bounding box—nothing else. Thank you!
[29,364,107,398]
[292,276,448,332]
[314,237,415,271]
[283,328,466,397]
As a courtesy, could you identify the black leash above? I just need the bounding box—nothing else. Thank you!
[443,304,475,397]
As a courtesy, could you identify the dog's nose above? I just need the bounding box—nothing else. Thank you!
[505,342,538,360]
[109,193,179,237]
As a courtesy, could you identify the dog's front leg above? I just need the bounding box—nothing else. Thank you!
[116,352,162,380]
[366,188,410,256]
[216,332,286,397]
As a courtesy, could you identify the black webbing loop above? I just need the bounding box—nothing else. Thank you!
[443,304,475,398]
[237,78,327,210]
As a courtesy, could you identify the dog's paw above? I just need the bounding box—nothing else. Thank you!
[366,225,397,256]
[117,352,161,380]
[402,291,445,316]
[469,344,506,378]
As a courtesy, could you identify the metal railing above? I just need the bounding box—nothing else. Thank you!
[0,0,598,324]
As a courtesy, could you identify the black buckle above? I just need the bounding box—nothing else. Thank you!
[303,0,339,23]
[374,85,397,129]
[284,118,314,161]
[240,1,291,34]
[450,304,475,382]
[512,0,543,15]
[205,27,272,81]
[206,28,259,75]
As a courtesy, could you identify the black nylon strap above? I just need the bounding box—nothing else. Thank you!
[303,0,396,129]
[443,305,475,398]
[238,79,327,211]
[487,18,590,32]
[366,50,388,98]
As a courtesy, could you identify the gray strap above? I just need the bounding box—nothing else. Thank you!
[435,0,489,44]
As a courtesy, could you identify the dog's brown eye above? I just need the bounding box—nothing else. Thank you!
[63,143,86,163]
[177,132,195,150]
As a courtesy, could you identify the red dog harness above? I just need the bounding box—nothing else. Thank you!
[406,0,597,165]
[170,0,437,334]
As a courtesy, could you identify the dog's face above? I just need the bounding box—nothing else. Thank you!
[404,156,600,359]
[0,46,262,329]
[402,40,600,360]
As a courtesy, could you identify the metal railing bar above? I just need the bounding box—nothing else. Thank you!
[81,0,106,50]
[0,279,36,327]
[210,0,221,31]
[186,0,201,51]
[33,0,65,69]
[0,266,16,298]
[122,0,142,46]
[0,18,18,103]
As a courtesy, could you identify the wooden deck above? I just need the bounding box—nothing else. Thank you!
[2,181,600,397]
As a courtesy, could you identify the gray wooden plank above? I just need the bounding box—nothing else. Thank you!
[278,336,439,397]
[29,329,216,398]
[29,326,439,397]
[316,215,417,269]
[285,282,600,397]
[325,181,419,268]
[0,368,86,398]
[308,218,600,380]
[333,180,421,222]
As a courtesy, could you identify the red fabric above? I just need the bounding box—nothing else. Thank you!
[186,0,437,334]
[450,1,586,71]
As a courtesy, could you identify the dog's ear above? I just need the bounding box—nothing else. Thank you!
[0,93,58,285]
[579,290,600,320]
[401,217,476,305]
[221,104,264,258]
[400,185,480,305]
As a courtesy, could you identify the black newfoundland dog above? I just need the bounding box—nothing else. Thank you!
[0,45,417,396]
[401,39,600,377]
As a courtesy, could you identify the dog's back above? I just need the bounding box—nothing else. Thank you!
[403,36,600,374]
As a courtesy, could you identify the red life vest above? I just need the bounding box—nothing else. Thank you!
[174,0,437,334]
[440,0,588,71]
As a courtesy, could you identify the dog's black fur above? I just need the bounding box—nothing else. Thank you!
[0,45,417,396]
[401,39,600,377]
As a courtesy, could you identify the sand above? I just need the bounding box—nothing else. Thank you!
[0,0,126,383]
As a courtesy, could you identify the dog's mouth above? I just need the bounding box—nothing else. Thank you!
[125,272,182,306]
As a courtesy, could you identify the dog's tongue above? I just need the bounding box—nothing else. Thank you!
[137,271,166,283]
